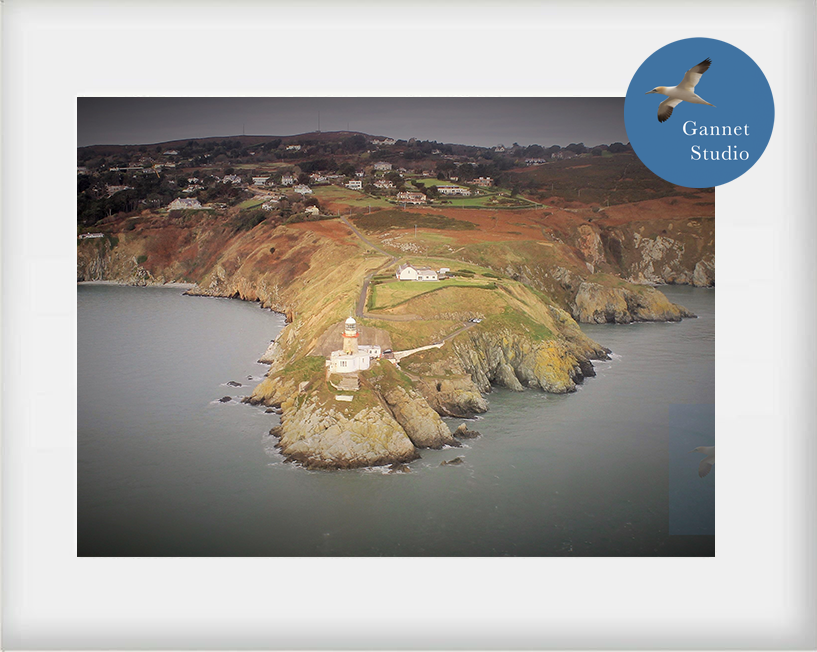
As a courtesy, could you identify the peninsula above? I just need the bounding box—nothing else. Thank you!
[77,131,714,468]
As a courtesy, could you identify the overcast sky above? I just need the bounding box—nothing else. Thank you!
[77,97,627,149]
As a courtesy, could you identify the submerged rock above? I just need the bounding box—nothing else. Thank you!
[219,396,232,403]
[441,457,464,466]
[227,381,242,387]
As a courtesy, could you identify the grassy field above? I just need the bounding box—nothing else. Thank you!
[237,197,266,209]
[352,209,477,232]
[311,185,392,209]
[369,278,498,311]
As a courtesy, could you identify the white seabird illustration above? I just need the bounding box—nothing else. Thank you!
[646,58,715,123]
[692,446,715,478]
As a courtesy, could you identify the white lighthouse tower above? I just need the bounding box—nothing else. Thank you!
[342,316,359,355]
[328,316,381,374]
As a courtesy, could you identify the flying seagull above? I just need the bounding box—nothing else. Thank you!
[692,446,715,478]
[646,58,715,123]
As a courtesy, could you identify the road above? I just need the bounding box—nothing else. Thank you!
[339,215,479,346]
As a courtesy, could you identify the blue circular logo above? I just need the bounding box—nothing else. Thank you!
[624,38,774,188]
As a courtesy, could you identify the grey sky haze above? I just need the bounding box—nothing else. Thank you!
[77,97,627,149]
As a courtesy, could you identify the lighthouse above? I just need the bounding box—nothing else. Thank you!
[342,316,359,355]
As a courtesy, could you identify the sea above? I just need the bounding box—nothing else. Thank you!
[77,284,714,556]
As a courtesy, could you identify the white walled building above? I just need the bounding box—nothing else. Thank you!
[396,263,438,281]
[437,185,472,196]
[346,179,363,190]
[327,317,381,374]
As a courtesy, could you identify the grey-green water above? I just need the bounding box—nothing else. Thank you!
[78,284,714,556]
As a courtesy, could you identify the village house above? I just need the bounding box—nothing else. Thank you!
[106,185,133,197]
[373,161,392,171]
[437,185,471,196]
[493,144,506,152]
[305,206,320,217]
[396,191,426,205]
[327,317,381,375]
[252,176,270,186]
[396,263,439,282]
[471,176,493,187]
[167,197,202,210]
[293,184,312,195]
[309,173,328,184]
[163,150,179,156]
[286,144,302,151]
[345,179,363,191]
[222,174,243,185]
[371,137,396,146]
[355,170,365,178]
[281,173,297,186]
[373,179,394,190]
[525,158,548,166]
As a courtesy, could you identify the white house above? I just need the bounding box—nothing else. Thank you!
[253,176,270,186]
[286,144,302,151]
[346,179,363,190]
[373,161,392,171]
[281,173,298,186]
[305,206,320,217]
[222,174,243,185]
[471,176,493,187]
[437,185,471,196]
[327,317,381,374]
[396,191,426,204]
[293,184,312,195]
[396,263,438,282]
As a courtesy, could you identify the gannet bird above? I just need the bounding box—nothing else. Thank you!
[646,58,715,123]
[692,446,715,478]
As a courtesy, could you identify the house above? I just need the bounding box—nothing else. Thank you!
[396,263,438,282]
[252,176,270,186]
[396,191,426,205]
[471,176,493,187]
[163,150,179,156]
[525,158,548,166]
[346,179,363,191]
[310,173,328,184]
[437,185,471,196]
[373,161,392,171]
[355,171,365,178]
[373,179,394,190]
[493,145,506,152]
[371,137,396,146]
[106,185,133,197]
[78,233,104,240]
[167,197,202,210]
[222,174,243,185]
[305,206,320,217]
[262,199,280,211]
[327,317,381,375]
[286,144,302,151]
[293,184,312,195]
[281,173,297,186]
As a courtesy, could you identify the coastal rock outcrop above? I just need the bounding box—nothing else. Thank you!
[571,282,694,324]
[381,385,459,449]
[453,327,605,394]
[415,376,489,417]
[249,376,417,470]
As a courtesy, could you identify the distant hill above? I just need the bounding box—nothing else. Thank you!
[78,131,381,154]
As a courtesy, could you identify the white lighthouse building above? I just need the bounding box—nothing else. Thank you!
[328,317,381,374]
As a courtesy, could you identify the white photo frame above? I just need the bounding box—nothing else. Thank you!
[3,0,815,648]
